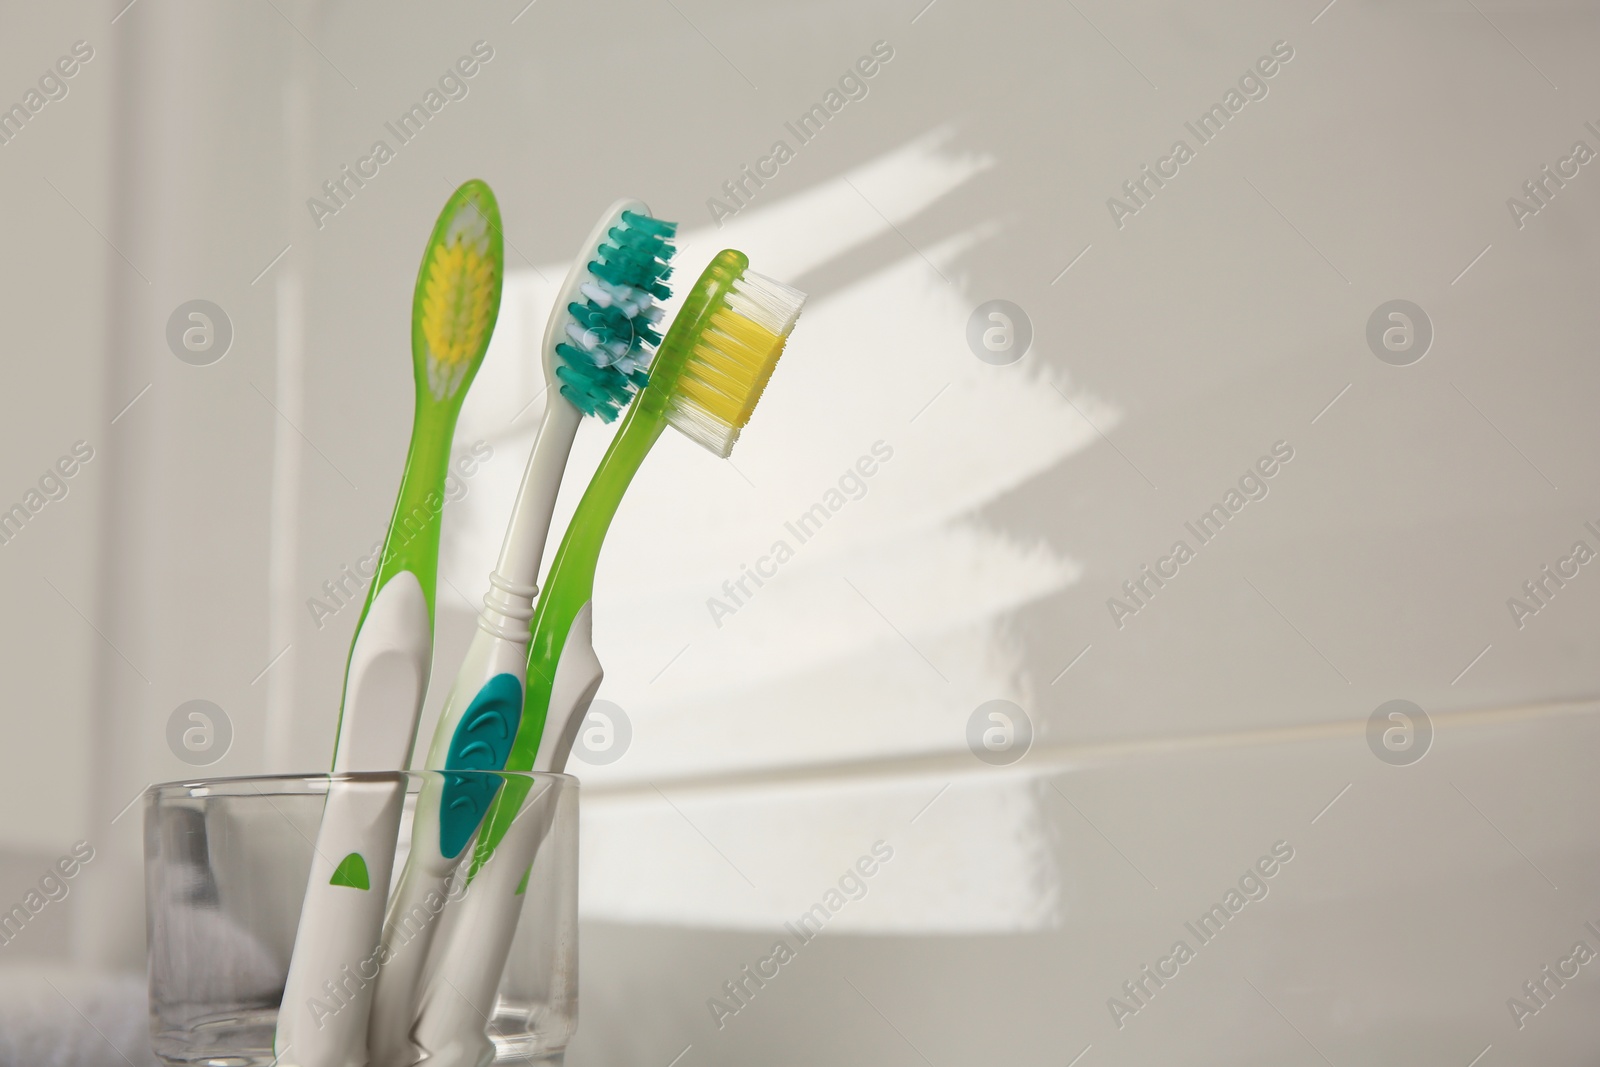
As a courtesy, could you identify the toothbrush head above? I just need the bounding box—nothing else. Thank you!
[414,180,504,402]
[643,249,806,457]
[543,199,677,422]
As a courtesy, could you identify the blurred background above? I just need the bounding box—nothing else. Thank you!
[2,0,1599,1063]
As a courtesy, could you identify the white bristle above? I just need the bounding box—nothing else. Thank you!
[578,278,660,321]
[565,323,599,352]
[616,349,651,375]
[579,282,614,308]
[725,270,806,337]
[443,208,491,254]
[666,394,741,457]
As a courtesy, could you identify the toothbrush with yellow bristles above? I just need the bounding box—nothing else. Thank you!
[409,249,806,1067]
[275,180,502,1067]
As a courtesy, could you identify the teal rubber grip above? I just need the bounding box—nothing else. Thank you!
[439,673,521,860]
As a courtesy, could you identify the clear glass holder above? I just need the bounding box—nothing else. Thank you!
[143,772,578,1067]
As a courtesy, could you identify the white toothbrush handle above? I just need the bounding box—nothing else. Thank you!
[408,618,602,1066]
[276,779,407,1067]
[535,601,603,775]
[493,399,580,607]
[277,574,431,1067]
[365,778,454,1067]
[408,788,558,1067]
[368,645,524,1066]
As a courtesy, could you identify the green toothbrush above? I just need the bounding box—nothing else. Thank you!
[276,180,503,1067]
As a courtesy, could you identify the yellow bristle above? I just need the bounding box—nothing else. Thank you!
[661,262,804,457]
[681,309,785,426]
[422,239,497,366]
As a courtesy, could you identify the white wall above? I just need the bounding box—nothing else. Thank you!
[0,0,1597,1063]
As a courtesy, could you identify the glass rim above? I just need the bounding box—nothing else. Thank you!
[145,769,577,802]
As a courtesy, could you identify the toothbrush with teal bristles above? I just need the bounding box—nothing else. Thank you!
[366,200,675,1067]
[409,250,806,1067]
[275,180,503,1067]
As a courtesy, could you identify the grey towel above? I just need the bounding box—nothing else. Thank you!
[0,967,158,1067]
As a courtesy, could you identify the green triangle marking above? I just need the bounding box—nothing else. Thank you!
[514,863,532,896]
[329,852,370,890]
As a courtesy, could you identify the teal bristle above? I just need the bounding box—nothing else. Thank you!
[555,209,678,421]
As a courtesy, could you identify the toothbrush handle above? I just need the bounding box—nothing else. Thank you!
[275,778,407,1067]
[368,669,522,1066]
[409,786,558,1067]
[365,776,453,1067]
[490,398,582,602]
[473,609,603,866]
[406,629,601,1064]
[278,574,431,1067]
[533,601,604,774]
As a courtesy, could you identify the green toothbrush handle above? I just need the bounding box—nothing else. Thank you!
[510,406,663,772]
[362,401,457,624]
[328,402,457,768]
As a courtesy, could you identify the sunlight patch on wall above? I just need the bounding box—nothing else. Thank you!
[580,774,1059,933]
[439,127,1088,932]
